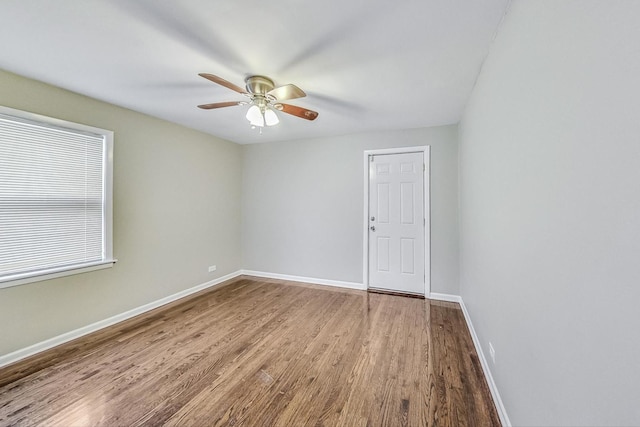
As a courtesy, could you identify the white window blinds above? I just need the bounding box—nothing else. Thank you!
[0,107,114,286]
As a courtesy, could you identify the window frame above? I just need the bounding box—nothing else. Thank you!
[0,105,115,289]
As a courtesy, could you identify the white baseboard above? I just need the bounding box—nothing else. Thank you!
[0,270,243,369]
[428,292,462,303]
[458,298,511,427]
[241,270,366,291]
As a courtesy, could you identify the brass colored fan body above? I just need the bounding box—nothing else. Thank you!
[197,73,318,123]
[245,75,274,95]
[245,76,270,115]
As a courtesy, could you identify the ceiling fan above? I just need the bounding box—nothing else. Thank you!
[197,73,318,130]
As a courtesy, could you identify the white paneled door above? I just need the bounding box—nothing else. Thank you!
[368,152,425,295]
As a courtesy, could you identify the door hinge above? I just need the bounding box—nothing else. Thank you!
[423,163,425,172]
[423,218,426,226]
[370,156,374,162]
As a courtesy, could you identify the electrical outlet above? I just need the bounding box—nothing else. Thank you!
[208,265,217,273]
[489,342,496,364]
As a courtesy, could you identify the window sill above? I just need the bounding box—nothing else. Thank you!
[0,260,117,290]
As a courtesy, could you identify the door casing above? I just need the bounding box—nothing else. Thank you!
[363,146,431,296]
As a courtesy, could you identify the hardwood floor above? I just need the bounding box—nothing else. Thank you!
[0,276,500,426]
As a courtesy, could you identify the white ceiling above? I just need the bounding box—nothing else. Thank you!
[0,0,509,144]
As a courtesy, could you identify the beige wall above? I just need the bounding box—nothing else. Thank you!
[0,70,243,355]
[241,126,459,294]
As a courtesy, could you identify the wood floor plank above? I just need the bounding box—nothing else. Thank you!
[0,276,500,426]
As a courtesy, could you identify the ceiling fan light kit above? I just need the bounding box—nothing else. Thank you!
[246,104,279,127]
[197,73,318,132]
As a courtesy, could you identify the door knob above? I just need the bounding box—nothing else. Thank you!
[370,226,376,231]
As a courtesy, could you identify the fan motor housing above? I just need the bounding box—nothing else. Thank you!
[245,75,275,94]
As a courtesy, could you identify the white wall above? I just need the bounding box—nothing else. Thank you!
[0,70,242,356]
[242,126,459,295]
[459,1,640,425]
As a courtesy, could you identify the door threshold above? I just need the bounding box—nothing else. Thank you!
[367,287,425,299]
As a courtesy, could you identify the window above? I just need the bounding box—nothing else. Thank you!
[0,106,114,288]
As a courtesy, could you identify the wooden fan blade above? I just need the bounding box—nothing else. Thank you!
[276,103,319,121]
[198,73,247,94]
[267,84,306,101]
[197,101,243,109]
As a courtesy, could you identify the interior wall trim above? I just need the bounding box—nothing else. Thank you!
[240,270,365,290]
[428,292,462,303]
[0,270,243,369]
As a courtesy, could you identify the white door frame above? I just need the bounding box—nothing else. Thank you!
[363,146,431,295]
